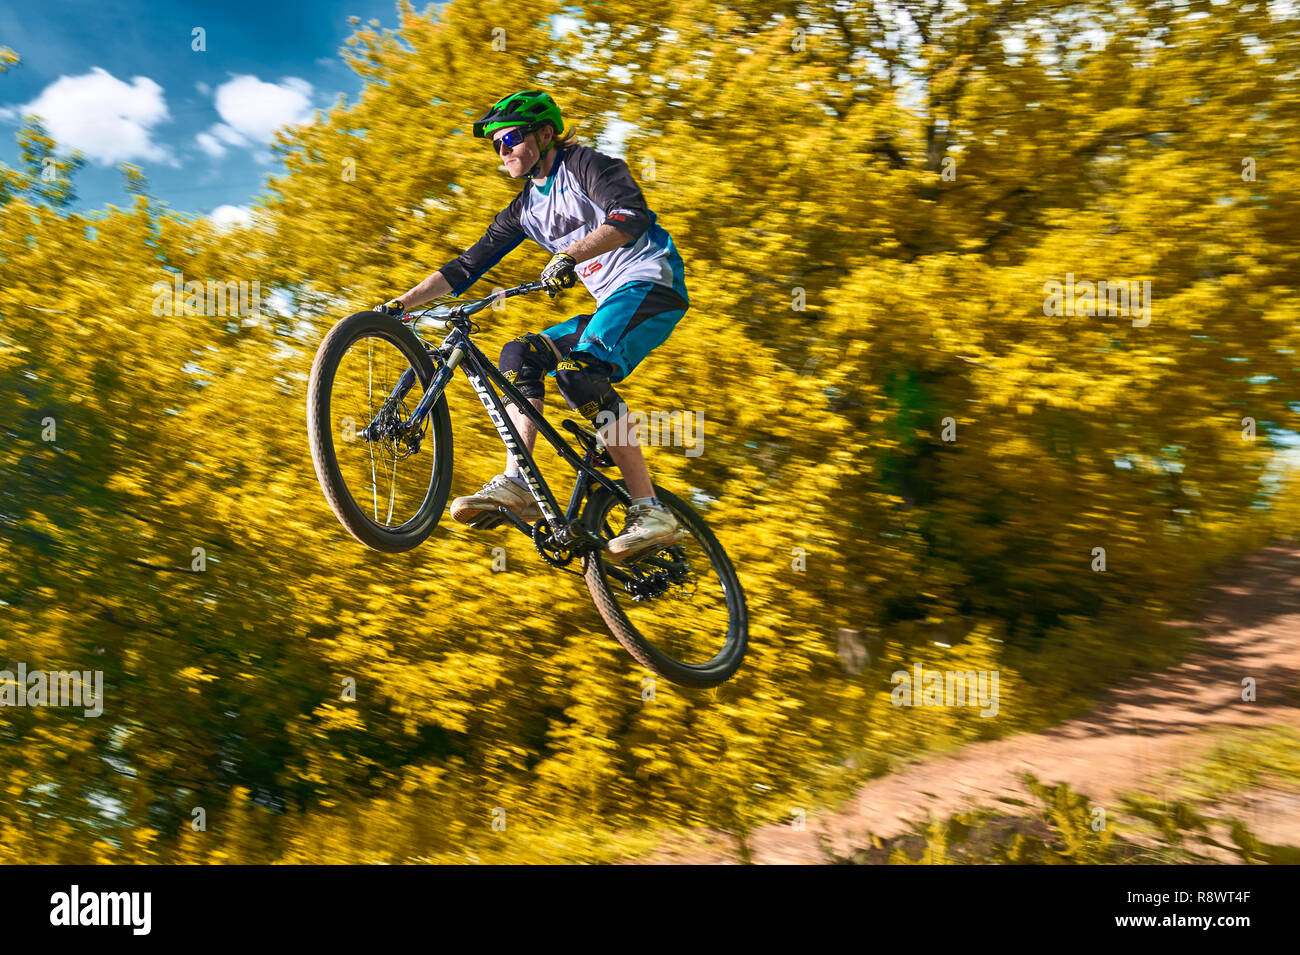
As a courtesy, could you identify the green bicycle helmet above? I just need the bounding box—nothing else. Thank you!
[473,90,566,179]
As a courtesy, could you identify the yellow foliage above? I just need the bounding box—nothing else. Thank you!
[1,0,1297,862]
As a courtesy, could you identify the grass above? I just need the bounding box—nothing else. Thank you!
[1172,725,1300,802]
[827,773,1291,865]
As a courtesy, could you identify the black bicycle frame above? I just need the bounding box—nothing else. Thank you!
[380,317,630,550]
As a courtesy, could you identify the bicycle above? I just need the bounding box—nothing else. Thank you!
[305,280,748,687]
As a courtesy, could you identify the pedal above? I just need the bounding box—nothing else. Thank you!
[467,511,505,530]
[468,506,535,534]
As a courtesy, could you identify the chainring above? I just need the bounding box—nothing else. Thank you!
[531,519,574,569]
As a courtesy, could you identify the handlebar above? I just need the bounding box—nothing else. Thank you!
[406,279,550,330]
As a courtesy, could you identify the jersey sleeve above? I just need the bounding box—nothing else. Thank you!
[436,189,529,296]
[566,146,653,244]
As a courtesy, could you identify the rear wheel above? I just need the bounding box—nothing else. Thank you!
[581,482,747,687]
[306,310,453,552]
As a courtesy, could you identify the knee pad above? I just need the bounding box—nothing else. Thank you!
[555,352,624,424]
[498,333,554,402]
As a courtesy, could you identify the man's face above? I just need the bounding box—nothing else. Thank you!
[492,124,551,178]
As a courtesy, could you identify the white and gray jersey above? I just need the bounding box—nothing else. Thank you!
[438,144,689,309]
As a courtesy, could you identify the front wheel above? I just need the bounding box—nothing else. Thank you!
[582,482,748,687]
[306,310,454,552]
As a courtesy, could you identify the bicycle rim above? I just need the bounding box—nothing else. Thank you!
[585,487,746,682]
[330,330,440,531]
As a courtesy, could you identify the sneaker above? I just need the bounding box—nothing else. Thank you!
[606,503,686,563]
[449,474,542,528]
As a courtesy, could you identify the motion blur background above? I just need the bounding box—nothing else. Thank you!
[1,0,1298,863]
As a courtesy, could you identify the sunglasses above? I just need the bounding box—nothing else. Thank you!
[492,127,534,154]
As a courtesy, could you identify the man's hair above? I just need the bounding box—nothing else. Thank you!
[537,123,577,149]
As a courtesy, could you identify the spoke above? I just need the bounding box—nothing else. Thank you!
[368,339,378,520]
[595,498,730,666]
[385,444,399,525]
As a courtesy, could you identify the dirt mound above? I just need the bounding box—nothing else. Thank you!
[631,542,1300,864]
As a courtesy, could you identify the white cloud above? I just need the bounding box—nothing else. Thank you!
[212,123,245,146]
[209,204,253,230]
[196,131,225,158]
[195,81,210,96]
[196,121,251,159]
[196,76,314,162]
[17,67,176,166]
[213,75,314,144]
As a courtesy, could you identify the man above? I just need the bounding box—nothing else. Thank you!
[377,90,690,562]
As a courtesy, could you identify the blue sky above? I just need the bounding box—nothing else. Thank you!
[0,0,438,222]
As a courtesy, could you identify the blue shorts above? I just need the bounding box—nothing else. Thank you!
[539,281,689,383]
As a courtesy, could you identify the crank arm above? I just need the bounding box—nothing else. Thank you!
[496,506,536,537]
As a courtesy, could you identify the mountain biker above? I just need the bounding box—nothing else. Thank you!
[376,90,691,563]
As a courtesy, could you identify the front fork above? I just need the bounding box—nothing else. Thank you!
[360,342,463,442]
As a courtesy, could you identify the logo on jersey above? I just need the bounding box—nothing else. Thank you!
[550,213,585,236]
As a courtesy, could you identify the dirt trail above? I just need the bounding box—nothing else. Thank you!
[635,541,1300,864]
